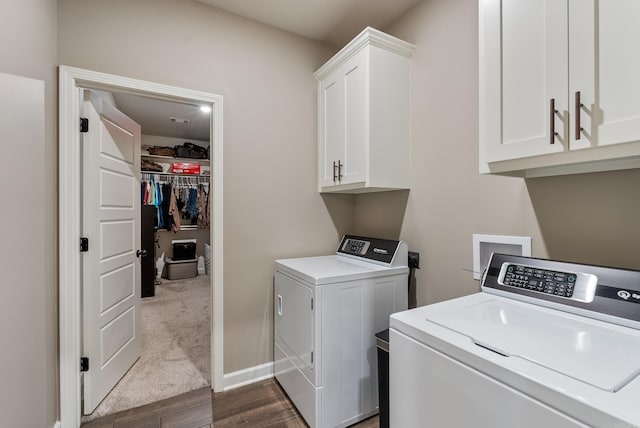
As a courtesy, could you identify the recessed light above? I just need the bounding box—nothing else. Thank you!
[200,105,212,113]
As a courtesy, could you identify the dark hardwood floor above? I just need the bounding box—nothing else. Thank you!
[81,378,380,428]
[80,387,212,428]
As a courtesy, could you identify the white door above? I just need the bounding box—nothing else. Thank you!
[318,53,367,189]
[82,90,142,414]
[480,0,567,163]
[569,0,640,150]
[319,71,344,188]
[342,52,367,186]
[274,272,314,378]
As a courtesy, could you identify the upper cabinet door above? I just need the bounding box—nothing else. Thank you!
[319,71,345,188]
[342,52,367,186]
[569,0,640,150]
[480,0,568,163]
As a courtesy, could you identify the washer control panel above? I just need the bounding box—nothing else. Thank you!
[498,262,597,302]
[483,253,640,327]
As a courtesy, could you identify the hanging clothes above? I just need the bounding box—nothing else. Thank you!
[141,173,209,231]
[169,185,181,233]
[197,184,209,229]
[155,181,164,229]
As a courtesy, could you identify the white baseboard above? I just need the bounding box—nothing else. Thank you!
[223,361,274,391]
[53,422,61,428]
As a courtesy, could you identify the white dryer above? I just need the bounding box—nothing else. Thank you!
[274,235,409,428]
[390,253,640,427]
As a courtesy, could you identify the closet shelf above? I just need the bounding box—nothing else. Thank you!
[142,171,210,178]
[142,153,210,165]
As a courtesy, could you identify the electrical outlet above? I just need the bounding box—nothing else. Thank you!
[408,251,420,269]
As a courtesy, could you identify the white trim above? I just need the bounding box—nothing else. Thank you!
[58,66,224,428]
[472,234,532,280]
[53,422,61,428]
[223,361,275,391]
[313,27,415,80]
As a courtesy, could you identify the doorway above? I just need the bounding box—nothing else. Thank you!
[58,66,224,428]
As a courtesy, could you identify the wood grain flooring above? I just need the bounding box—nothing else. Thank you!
[81,378,380,428]
[81,386,212,428]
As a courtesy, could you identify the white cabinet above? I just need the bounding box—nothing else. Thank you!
[315,27,414,193]
[480,0,640,177]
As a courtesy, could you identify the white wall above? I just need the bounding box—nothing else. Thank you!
[0,0,58,426]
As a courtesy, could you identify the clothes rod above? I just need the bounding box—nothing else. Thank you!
[142,171,210,177]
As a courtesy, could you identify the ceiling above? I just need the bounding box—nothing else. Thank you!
[195,0,421,47]
[112,92,211,142]
[113,0,421,140]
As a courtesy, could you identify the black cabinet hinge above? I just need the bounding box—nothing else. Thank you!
[80,357,89,372]
[80,237,89,252]
[80,117,89,133]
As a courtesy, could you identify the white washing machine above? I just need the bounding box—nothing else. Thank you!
[274,235,409,428]
[390,253,640,427]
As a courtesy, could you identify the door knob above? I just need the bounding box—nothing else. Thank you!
[136,249,148,258]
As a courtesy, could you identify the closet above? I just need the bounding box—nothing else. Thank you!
[140,141,211,296]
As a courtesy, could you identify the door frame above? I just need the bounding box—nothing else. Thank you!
[58,65,224,428]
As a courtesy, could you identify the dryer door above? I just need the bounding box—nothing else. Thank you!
[275,272,315,379]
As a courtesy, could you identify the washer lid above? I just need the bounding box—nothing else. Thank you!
[275,255,408,285]
[426,297,640,392]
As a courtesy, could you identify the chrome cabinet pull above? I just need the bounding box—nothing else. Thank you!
[550,98,559,144]
[338,160,343,181]
[333,161,337,182]
[575,91,582,140]
[277,295,283,316]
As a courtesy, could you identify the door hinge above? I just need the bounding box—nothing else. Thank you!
[311,298,314,310]
[80,357,89,372]
[311,351,314,364]
[80,237,89,252]
[80,117,89,133]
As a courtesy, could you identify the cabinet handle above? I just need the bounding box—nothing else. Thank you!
[332,161,337,182]
[277,295,283,316]
[575,91,582,140]
[338,160,343,181]
[549,98,559,145]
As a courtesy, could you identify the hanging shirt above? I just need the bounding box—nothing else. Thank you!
[169,185,181,233]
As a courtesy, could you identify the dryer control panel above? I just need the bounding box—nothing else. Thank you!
[336,235,408,267]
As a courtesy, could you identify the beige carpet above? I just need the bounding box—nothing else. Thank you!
[82,274,211,422]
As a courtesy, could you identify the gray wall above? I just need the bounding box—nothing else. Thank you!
[3,1,637,425]
[58,0,353,374]
[0,0,58,426]
[356,0,640,305]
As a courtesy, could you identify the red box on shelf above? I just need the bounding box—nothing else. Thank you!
[171,162,201,175]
